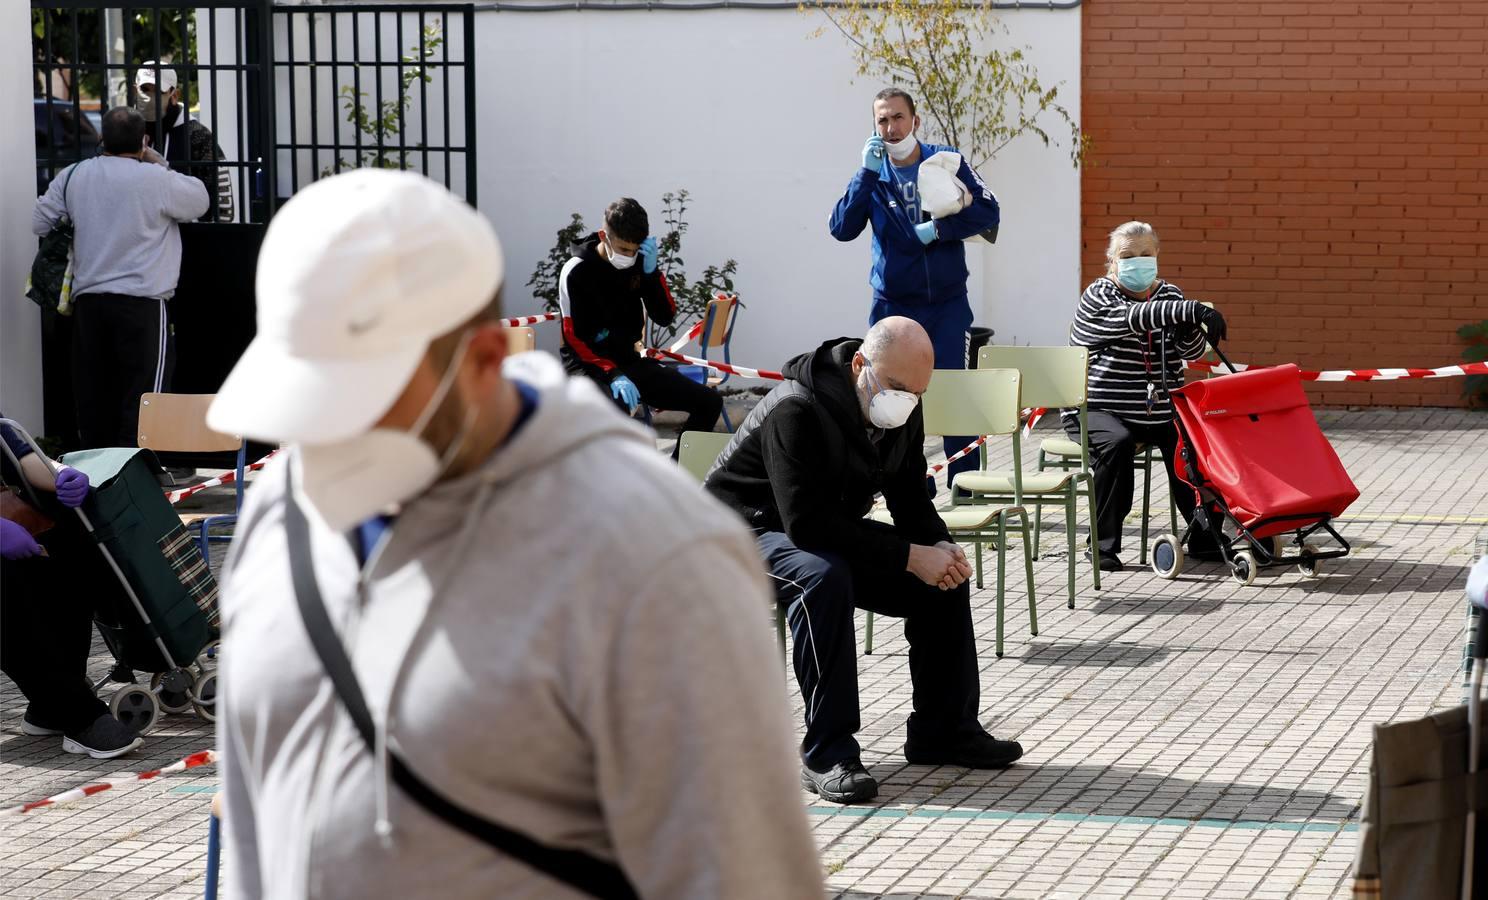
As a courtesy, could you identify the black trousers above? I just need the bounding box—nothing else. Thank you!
[72,293,175,450]
[1070,410,1206,556]
[602,357,723,434]
[758,523,981,770]
[1,553,107,733]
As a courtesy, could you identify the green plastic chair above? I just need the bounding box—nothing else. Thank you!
[865,368,1038,658]
[676,430,786,659]
[975,346,1103,606]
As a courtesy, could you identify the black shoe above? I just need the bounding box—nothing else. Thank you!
[1085,550,1124,572]
[1186,544,1226,562]
[905,731,1024,769]
[801,757,879,804]
[62,714,142,760]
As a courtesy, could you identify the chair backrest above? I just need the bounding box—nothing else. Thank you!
[700,295,738,349]
[505,326,536,355]
[978,345,1088,409]
[137,393,240,453]
[920,369,1021,439]
[677,431,732,482]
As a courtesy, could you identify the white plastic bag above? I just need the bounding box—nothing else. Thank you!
[918,151,972,220]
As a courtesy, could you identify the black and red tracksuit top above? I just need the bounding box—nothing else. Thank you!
[557,232,676,382]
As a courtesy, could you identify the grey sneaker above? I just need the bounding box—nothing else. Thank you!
[62,715,143,760]
[800,757,879,804]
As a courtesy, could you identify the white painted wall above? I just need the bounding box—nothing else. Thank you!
[473,6,1082,364]
[1,1,43,429]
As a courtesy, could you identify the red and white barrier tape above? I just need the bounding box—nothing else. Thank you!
[1185,358,1488,382]
[647,349,785,382]
[668,319,706,353]
[929,436,986,475]
[500,312,559,328]
[165,450,280,505]
[0,749,216,817]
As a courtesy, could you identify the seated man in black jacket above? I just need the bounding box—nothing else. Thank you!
[558,197,722,434]
[705,317,1024,804]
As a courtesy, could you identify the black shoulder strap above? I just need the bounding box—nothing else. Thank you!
[282,466,638,900]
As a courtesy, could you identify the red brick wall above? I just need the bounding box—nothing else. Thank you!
[1081,0,1487,406]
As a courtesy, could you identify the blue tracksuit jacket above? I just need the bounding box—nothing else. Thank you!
[828,142,1000,308]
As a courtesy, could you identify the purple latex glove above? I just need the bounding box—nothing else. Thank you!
[1,518,43,561]
[54,467,90,508]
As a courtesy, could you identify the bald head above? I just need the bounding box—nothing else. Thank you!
[851,316,934,422]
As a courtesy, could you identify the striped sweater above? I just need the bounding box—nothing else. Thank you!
[1063,277,1208,426]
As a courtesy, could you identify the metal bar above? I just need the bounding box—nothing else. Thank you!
[351,11,362,169]
[258,0,277,217]
[285,9,299,192]
[373,11,384,166]
[395,11,406,171]
[152,9,165,158]
[234,4,247,219]
[329,10,341,174]
[180,11,194,168]
[440,13,450,190]
[418,9,429,177]
[208,6,221,212]
[41,12,56,187]
[69,8,82,167]
[274,141,468,152]
[35,0,265,8]
[307,10,319,183]
[462,8,476,205]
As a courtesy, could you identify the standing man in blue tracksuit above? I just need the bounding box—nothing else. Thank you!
[829,88,1000,490]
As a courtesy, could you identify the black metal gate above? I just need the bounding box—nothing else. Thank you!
[29,1,478,445]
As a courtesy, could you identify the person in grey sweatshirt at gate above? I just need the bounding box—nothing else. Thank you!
[206,170,823,900]
[32,106,208,450]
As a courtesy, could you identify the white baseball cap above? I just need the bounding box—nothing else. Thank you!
[135,61,178,93]
[207,169,504,444]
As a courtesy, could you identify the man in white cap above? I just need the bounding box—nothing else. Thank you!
[135,61,233,222]
[209,170,823,899]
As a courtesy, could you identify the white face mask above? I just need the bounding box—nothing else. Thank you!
[885,132,918,162]
[296,333,477,532]
[605,235,637,270]
[136,90,171,123]
[861,357,919,429]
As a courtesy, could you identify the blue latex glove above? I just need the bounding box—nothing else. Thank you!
[915,220,937,245]
[862,134,885,172]
[1,518,43,561]
[54,467,90,508]
[640,237,658,275]
[595,328,610,343]
[610,375,640,411]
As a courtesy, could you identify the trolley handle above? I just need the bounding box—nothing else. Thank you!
[0,417,101,537]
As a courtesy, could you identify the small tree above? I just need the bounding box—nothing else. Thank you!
[327,21,444,173]
[805,0,1087,169]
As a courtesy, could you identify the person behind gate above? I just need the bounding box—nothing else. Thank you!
[31,107,209,450]
[705,316,1026,805]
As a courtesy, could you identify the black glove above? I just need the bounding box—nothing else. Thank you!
[1198,305,1227,343]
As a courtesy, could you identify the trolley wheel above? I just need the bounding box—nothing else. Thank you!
[1151,533,1185,579]
[1230,550,1258,587]
[150,668,197,714]
[1297,542,1323,577]
[110,684,161,735]
[1270,535,1291,559]
[191,672,218,723]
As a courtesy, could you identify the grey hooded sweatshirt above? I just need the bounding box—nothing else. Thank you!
[217,352,824,899]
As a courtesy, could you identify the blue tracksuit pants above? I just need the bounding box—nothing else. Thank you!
[869,295,977,489]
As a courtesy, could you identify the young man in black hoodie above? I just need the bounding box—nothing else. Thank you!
[558,197,723,433]
[706,316,1025,804]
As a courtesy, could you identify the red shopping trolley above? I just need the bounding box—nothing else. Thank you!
[1150,341,1359,586]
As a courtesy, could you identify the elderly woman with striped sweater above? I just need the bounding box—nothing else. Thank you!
[1064,221,1228,572]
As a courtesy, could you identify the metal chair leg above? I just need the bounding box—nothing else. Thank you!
[995,516,1007,658]
[1033,450,1046,559]
[1064,491,1077,609]
[1084,474,1102,592]
[1139,448,1153,565]
[1015,509,1038,637]
[864,610,875,655]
